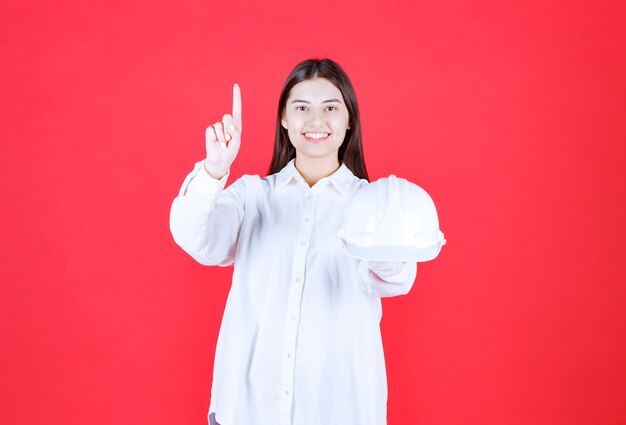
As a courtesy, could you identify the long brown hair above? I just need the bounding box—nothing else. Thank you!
[266,58,370,182]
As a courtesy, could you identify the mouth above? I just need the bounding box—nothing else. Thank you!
[303,132,331,143]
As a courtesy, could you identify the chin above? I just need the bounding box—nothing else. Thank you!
[296,147,341,159]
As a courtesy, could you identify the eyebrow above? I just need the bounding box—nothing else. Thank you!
[290,98,342,104]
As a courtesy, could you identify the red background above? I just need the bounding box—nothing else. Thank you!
[2,1,625,424]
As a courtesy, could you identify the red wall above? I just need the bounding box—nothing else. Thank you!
[2,1,625,424]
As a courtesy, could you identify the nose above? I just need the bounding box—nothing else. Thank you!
[308,110,325,126]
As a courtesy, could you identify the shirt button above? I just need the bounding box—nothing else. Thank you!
[306,194,312,200]
[295,277,301,283]
[290,314,296,320]
[304,217,310,223]
[287,353,292,358]
[300,240,307,246]
[285,390,290,395]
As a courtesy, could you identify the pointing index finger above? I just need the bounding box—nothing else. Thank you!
[232,83,242,123]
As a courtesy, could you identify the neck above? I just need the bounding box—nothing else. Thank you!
[294,156,340,188]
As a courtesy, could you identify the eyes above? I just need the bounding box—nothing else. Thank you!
[295,105,339,112]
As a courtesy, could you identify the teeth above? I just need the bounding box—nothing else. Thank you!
[304,133,329,139]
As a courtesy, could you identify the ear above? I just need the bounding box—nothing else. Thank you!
[281,112,288,129]
[347,121,351,130]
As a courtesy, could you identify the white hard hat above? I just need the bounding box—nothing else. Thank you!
[337,175,446,262]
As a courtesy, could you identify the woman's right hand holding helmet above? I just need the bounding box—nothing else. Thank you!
[204,83,242,179]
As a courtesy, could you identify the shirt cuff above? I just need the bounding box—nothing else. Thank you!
[366,260,406,278]
[357,259,417,298]
[183,160,230,196]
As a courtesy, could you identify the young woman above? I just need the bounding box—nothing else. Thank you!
[170,58,417,425]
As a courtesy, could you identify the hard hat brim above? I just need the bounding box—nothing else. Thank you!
[339,236,445,262]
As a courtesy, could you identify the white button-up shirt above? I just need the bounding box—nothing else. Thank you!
[169,158,417,425]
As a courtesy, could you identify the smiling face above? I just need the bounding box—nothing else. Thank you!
[282,77,351,163]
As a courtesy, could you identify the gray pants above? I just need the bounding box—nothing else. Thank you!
[209,412,221,425]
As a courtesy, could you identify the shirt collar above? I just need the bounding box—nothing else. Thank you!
[275,158,356,195]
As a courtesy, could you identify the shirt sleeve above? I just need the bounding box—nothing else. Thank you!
[169,159,247,267]
[357,259,418,298]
